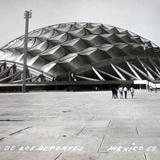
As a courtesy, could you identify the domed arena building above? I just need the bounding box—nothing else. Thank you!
[0,22,160,91]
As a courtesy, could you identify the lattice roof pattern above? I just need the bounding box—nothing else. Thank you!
[0,22,160,82]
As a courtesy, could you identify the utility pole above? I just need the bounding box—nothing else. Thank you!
[144,43,150,91]
[22,10,32,93]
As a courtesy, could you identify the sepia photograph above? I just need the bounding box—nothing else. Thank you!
[0,0,160,159]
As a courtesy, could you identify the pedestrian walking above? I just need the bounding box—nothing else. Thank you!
[130,87,135,99]
[150,86,153,92]
[124,86,128,99]
[111,87,118,99]
[118,86,123,98]
[111,87,115,99]
[115,87,118,99]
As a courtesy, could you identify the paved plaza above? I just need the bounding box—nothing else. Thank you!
[0,90,160,159]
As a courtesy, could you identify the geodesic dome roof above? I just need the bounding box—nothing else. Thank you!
[0,22,160,83]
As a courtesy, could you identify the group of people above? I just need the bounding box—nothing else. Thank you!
[111,86,135,99]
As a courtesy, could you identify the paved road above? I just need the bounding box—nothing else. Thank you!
[0,90,160,160]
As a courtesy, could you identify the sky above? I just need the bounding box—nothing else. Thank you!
[0,0,160,47]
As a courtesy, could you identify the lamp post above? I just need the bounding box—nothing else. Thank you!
[22,10,32,93]
[143,43,150,91]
